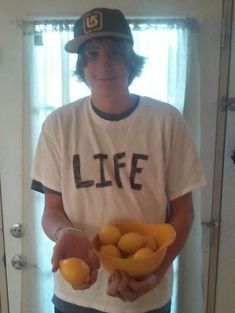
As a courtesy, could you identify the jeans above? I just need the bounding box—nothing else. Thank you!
[54,303,171,313]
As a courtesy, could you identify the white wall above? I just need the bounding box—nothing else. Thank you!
[0,0,223,312]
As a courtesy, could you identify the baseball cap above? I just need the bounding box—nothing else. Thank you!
[65,8,133,53]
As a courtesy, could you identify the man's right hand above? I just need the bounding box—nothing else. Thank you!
[51,228,100,289]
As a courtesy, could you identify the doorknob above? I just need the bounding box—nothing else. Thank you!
[11,254,27,270]
[10,223,24,238]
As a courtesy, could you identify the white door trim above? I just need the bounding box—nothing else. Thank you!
[0,181,9,313]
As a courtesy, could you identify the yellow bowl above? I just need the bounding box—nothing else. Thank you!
[92,221,176,278]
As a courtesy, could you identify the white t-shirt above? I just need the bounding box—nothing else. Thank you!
[31,96,206,313]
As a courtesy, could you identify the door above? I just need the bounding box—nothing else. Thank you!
[0,1,224,313]
[215,1,235,311]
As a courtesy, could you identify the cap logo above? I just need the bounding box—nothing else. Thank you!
[83,11,103,33]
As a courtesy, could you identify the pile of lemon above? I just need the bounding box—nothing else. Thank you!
[98,224,159,259]
[59,223,160,287]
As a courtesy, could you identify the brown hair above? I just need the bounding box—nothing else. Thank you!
[74,37,145,86]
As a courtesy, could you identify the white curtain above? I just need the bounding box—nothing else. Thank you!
[23,19,203,313]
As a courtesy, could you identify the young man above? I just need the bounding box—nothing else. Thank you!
[31,7,206,313]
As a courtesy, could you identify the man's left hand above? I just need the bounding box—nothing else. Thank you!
[107,270,160,302]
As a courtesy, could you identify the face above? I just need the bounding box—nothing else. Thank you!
[82,39,130,95]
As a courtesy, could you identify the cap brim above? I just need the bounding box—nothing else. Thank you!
[64,32,133,53]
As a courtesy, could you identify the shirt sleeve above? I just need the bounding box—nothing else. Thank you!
[165,109,206,201]
[31,179,62,194]
[31,116,62,194]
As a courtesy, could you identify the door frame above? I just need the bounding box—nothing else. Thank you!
[0,1,226,312]
[0,181,9,313]
[206,0,234,312]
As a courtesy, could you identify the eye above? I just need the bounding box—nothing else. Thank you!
[85,49,99,61]
[109,49,122,59]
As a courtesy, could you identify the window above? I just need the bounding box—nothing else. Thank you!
[29,18,194,126]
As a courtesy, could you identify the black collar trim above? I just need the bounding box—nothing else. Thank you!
[91,95,140,121]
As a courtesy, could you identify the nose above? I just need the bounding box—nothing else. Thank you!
[98,52,113,67]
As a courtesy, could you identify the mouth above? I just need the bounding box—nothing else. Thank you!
[96,77,116,81]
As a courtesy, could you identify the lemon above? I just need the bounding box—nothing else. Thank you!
[144,235,158,251]
[133,247,154,259]
[59,257,90,288]
[99,244,122,258]
[98,224,122,245]
[117,232,146,254]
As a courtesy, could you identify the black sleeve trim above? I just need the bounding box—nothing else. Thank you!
[31,179,62,195]
[31,180,44,193]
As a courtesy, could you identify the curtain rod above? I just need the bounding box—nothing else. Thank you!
[21,17,199,35]
[22,17,198,27]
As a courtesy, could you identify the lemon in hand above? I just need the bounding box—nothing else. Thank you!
[59,257,90,288]
[98,224,122,245]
